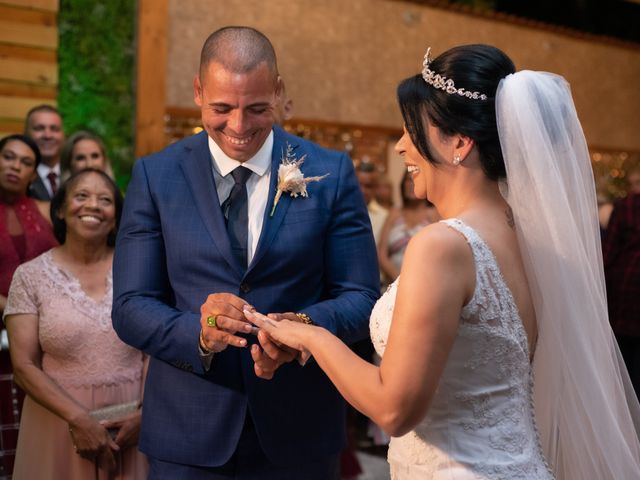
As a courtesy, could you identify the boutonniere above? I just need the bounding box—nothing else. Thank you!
[270,143,329,217]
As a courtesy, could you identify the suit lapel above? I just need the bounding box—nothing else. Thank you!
[248,129,294,274]
[179,132,243,277]
[29,175,50,200]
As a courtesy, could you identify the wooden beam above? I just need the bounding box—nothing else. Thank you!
[0,43,57,62]
[0,79,56,99]
[135,0,168,159]
[0,57,57,85]
[0,4,57,24]
[0,19,58,49]
[0,95,55,118]
[0,0,59,12]
[0,118,25,135]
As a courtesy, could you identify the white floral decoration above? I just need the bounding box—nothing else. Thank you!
[270,143,329,217]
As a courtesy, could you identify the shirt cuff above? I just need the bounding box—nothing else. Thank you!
[198,343,215,371]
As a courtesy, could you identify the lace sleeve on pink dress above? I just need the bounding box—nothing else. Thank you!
[3,261,38,318]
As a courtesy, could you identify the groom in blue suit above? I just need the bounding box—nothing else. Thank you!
[112,26,379,478]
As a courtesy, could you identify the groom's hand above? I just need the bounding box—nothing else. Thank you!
[199,293,256,353]
[251,328,297,379]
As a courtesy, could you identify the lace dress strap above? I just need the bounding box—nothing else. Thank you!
[439,218,499,312]
[440,218,529,353]
[439,218,511,295]
[439,218,486,254]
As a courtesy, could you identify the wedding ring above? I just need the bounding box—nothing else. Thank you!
[207,315,218,328]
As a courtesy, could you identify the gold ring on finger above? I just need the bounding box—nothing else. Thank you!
[207,315,218,328]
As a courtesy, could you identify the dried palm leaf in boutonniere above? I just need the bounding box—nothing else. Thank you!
[270,143,329,217]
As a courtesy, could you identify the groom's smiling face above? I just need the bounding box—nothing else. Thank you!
[194,61,278,162]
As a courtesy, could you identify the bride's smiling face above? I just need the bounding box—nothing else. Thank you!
[395,121,451,203]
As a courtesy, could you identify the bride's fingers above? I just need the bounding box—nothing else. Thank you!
[257,330,292,360]
[243,307,278,329]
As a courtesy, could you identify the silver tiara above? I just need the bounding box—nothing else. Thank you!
[421,47,488,101]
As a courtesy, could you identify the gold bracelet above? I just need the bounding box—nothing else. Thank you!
[295,313,313,325]
[199,329,215,354]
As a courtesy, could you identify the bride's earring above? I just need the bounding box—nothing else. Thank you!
[453,153,462,166]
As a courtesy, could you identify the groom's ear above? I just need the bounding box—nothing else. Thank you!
[275,75,284,98]
[193,75,203,107]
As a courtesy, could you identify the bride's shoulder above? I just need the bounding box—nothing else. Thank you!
[411,220,467,246]
[401,221,476,307]
[405,221,473,266]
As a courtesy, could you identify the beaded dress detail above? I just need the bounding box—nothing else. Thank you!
[369,219,554,479]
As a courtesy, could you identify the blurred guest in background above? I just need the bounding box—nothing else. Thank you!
[378,170,438,283]
[375,174,394,210]
[598,193,615,237]
[24,104,65,201]
[60,130,115,181]
[627,165,640,195]
[596,177,615,237]
[603,164,640,399]
[356,160,388,248]
[3,168,147,479]
[0,133,57,477]
[0,134,56,313]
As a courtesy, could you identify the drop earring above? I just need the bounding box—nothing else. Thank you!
[453,153,462,166]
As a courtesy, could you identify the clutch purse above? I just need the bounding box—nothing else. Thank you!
[88,400,139,422]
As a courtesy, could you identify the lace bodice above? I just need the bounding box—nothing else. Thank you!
[4,250,143,388]
[370,219,554,479]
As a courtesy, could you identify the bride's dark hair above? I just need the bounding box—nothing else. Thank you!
[397,44,515,181]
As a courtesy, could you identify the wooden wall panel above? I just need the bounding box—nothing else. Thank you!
[0,80,56,99]
[0,57,57,85]
[0,4,56,23]
[0,95,45,117]
[0,0,59,12]
[0,1,58,139]
[0,43,56,62]
[135,0,168,157]
[0,20,58,49]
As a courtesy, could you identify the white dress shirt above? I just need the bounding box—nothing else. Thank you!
[208,132,273,267]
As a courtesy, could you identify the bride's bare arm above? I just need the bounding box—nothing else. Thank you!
[245,223,474,436]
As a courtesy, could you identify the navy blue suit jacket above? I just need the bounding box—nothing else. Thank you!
[112,127,379,467]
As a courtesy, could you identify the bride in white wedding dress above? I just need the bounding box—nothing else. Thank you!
[241,45,640,479]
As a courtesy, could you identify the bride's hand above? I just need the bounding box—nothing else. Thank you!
[243,308,314,364]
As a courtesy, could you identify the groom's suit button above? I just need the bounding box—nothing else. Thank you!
[240,282,251,293]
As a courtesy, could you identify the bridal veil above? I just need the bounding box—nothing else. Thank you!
[496,71,640,479]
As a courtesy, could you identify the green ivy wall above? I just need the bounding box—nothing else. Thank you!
[58,0,136,189]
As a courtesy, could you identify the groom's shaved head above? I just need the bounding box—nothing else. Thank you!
[199,26,279,80]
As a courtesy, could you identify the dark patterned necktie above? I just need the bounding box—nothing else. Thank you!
[47,171,58,195]
[222,166,252,269]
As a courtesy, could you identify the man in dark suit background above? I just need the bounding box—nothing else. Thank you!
[24,104,64,200]
[112,26,379,479]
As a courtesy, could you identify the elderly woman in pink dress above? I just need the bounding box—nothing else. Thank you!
[3,168,147,479]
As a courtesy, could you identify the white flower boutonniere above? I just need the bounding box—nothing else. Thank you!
[270,143,329,217]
